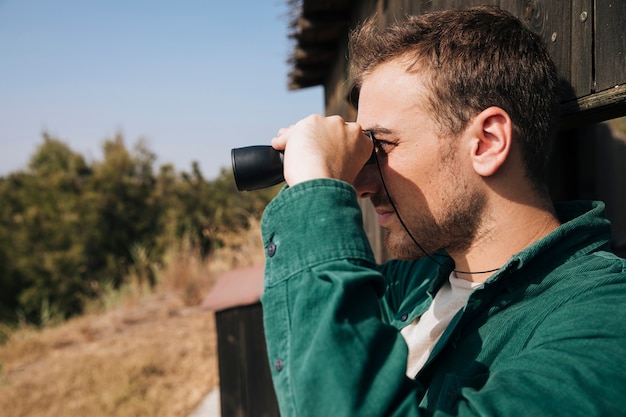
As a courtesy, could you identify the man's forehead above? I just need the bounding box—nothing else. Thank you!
[357,67,429,116]
[358,61,429,98]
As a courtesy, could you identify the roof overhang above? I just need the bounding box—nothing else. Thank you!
[287,0,352,90]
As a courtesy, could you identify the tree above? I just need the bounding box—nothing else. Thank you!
[82,134,161,288]
[0,135,91,324]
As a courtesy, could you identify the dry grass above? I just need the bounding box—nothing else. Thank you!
[0,219,265,417]
[0,295,217,417]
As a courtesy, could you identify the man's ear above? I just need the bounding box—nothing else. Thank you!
[467,106,513,177]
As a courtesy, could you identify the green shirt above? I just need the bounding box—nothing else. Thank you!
[261,179,626,416]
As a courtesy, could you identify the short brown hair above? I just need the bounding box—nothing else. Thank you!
[349,6,560,189]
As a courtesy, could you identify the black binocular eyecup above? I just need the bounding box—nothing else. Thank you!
[231,146,284,191]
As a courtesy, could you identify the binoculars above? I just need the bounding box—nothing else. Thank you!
[231,146,285,191]
[231,131,376,191]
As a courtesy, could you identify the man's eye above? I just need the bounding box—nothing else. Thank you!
[375,141,394,156]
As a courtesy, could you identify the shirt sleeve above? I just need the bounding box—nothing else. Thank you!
[260,179,425,417]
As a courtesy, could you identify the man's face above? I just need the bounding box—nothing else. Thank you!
[354,57,486,260]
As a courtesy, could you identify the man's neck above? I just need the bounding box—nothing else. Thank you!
[451,198,561,283]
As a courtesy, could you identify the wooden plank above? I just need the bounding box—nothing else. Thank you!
[500,1,573,100]
[215,308,244,417]
[381,0,412,18]
[240,305,279,417]
[569,0,594,97]
[560,84,626,129]
[215,304,279,417]
[595,0,626,91]
[380,0,410,24]
[423,0,498,9]
[447,0,499,8]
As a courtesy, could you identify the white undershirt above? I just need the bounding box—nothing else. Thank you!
[400,272,483,378]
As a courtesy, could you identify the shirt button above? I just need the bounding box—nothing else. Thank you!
[400,314,408,322]
[266,242,277,257]
[274,358,284,372]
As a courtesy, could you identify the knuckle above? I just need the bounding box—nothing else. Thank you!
[327,114,346,125]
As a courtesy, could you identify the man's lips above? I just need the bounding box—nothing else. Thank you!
[375,207,395,225]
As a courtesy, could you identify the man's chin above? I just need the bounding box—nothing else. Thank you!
[384,233,429,260]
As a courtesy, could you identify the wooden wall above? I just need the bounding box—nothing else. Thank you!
[329,0,626,123]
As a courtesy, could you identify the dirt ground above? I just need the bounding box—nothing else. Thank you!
[0,291,219,417]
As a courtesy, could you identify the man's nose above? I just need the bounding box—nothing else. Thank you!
[353,163,381,199]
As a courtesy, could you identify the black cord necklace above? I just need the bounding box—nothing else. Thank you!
[368,135,501,275]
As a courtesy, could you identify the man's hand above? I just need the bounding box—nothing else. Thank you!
[271,114,373,187]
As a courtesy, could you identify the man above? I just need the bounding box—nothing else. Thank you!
[260,6,626,416]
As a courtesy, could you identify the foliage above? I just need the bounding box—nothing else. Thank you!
[0,133,277,326]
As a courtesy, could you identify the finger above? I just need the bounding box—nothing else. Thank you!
[271,127,290,150]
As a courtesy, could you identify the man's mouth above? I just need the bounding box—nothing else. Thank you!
[374,207,395,225]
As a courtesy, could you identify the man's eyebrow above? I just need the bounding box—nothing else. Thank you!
[365,126,394,137]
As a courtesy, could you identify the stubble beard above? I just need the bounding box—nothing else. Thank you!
[380,180,487,261]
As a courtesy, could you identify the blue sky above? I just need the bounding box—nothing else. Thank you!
[0,0,323,179]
